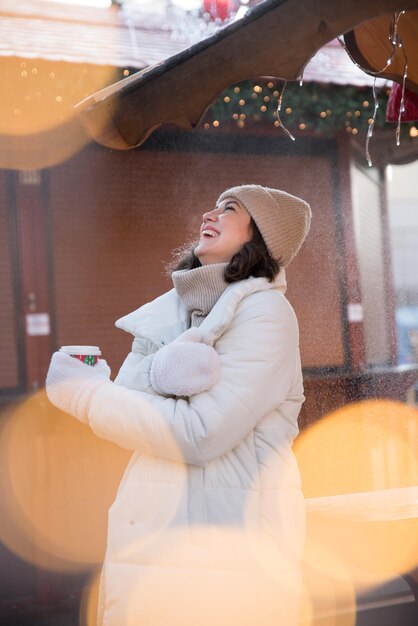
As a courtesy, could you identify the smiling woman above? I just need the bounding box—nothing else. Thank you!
[46,183,312,626]
[195,198,253,264]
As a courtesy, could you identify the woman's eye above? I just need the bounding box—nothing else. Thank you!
[224,206,235,212]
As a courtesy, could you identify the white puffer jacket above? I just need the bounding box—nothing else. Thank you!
[88,270,306,626]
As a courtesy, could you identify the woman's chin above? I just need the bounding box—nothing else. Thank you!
[195,243,211,263]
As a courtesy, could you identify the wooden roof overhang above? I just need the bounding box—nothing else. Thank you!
[76,0,418,150]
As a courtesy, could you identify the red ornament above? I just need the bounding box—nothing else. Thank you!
[203,0,239,21]
[386,83,418,123]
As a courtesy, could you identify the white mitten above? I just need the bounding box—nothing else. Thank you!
[46,352,112,422]
[150,328,221,397]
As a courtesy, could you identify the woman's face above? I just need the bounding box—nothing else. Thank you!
[195,197,253,265]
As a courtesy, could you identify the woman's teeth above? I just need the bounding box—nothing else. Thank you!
[202,230,219,237]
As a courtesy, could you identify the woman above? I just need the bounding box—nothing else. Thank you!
[46,184,311,626]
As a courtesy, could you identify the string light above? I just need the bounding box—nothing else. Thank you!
[338,10,408,165]
[366,77,380,167]
[205,74,413,143]
[298,69,305,87]
[275,81,296,141]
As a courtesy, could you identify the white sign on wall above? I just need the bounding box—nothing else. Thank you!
[347,303,364,323]
[26,313,51,336]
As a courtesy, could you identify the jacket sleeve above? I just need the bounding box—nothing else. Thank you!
[87,291,301,466]
[114,336,159,396]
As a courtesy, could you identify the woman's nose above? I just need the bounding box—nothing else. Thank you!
[202,208,218,222]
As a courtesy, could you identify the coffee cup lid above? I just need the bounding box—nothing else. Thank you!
[59,345,101,356]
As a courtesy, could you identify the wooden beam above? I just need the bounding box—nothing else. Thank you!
[76,0,418,149]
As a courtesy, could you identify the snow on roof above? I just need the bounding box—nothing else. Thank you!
[0,0,384,87]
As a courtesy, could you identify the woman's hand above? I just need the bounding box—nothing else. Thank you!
[150,328,221,397]
[46,352,112,422]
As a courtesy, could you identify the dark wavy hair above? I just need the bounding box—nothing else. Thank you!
[170,218,281,283]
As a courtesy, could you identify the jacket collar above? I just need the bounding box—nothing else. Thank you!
[115,270,287,347]
[199,270,286,345]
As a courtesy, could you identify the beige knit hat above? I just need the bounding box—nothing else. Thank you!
[216,184,311,267]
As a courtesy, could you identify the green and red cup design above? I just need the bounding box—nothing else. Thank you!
[59,345,101,366]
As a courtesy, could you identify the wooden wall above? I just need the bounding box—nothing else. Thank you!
[47,130,348,376]
[1,127,406,428]
[0,171,22,391]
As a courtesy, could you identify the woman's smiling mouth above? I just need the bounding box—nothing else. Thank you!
[201,225,220,238]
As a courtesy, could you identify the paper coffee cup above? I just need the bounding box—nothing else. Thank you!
[59,345,101,366]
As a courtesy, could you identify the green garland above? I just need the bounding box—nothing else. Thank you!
[207,79,416,138]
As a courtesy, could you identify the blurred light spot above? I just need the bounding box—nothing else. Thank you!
[0,57,118,168]
[0,390,131,571]
[295,400,418,589]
